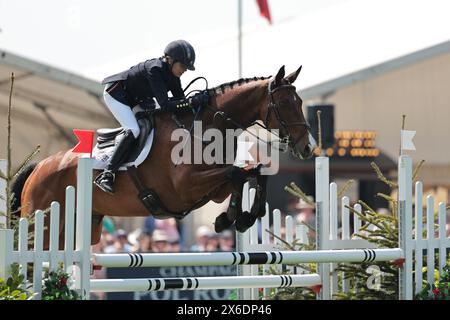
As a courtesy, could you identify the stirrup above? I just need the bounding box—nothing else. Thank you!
[94,170,116,195]
[95,170,115,181]
[102,170,115,180]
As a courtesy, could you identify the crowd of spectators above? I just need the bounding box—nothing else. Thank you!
[93,216,236,256]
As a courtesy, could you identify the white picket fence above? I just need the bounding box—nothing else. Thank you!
[0,159,92,299]
[238,156,450,300]
[1,156,449,300]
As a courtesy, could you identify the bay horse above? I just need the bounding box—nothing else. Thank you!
[12,65,315,248]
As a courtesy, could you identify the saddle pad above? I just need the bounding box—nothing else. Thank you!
[92,129,155,171]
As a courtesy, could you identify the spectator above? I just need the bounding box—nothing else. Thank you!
[144,216,156,235]
[155,218,181,245]
[206,233,220,251]
[127,228,142,252]
[286,197,301,215]
[219,230,235,251]
[190,225,212,252]
[280,226,286,241]
[295,196,315,226]
[134,230,153,253]
[102,216,116,234]
[294,196,315,240]
[152,229,171,252]
[104,229,133,253]
[102,230,116,248]
[169,239,182,252]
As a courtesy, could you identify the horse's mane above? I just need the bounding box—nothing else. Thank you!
[208,76,272,95]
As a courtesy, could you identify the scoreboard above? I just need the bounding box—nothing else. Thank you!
[313,130,380,158]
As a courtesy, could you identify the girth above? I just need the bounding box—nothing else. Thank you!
[126,166,210,220]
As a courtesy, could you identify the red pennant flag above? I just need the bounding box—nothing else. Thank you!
[310,284,323,294]
[72,129,94,158]
[392,258,405,268]
[256,0,272,24]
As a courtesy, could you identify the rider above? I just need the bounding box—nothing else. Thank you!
[94,39,209,194]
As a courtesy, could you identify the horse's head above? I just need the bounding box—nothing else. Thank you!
[265,65,316,159]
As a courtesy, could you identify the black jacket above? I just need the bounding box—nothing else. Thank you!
[102,58,185,109]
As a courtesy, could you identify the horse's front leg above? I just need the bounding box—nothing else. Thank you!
[235,165,269,233]
[214,190,243,233]
[172,165,250,232]
[172,165,250,205]
[253,172,268,218]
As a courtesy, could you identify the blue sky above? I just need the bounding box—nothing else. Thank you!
[1,0,449,89]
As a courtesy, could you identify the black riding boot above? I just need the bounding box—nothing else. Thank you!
[95,130,136,194]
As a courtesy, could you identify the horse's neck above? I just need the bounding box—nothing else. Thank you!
[217,81,269,128]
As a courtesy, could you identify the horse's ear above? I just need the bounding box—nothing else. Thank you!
[285,65,302,84]
[274,65,285,86]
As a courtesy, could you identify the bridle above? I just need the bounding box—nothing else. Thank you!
[264,81,311,151]
[182,78,311,153]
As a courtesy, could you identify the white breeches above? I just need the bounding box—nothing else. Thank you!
[103,86,140,138]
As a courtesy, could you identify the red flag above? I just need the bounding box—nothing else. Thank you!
[72,129,94,157]
[256,0,272,24]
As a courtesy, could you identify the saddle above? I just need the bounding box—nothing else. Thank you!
[95,111,206,220]
[96,111,154,164]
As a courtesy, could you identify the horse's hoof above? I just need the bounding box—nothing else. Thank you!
[235,211,257,233]
[214,212,234,233]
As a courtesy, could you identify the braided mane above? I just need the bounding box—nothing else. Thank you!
[208,76,271,95]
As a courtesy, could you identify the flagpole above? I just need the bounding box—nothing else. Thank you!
[236,1,245,302]
[399,115,406,156]
[238,0,242,78]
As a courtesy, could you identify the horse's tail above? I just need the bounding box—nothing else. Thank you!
[11,163,37,215]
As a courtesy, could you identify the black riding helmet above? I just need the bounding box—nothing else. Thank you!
[164,40,196,71]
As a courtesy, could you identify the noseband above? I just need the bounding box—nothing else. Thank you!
[265,83,311,150]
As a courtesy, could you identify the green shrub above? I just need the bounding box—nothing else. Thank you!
[0,263,34,300]
[41,269,80,300]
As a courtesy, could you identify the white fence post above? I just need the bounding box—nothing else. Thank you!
[398,155,413,300]
[0,160,6,228]
[426,195,435,292]
[64,186,76,275]
[438,202,447,280]
[32,210,45,299]
[237,182,253,300]
[329,182,338,295]
[0,159,13,281]
[414,181,423,296]
[0,229,14,280]
[341,196,350,293]
[315,156,330,299]
[18,219,28,281]
[75,158,93,299]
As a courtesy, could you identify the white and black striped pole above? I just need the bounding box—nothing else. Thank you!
[93,248,403,268]
[91,274,321,293]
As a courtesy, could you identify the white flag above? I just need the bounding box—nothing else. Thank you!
[401,130,416,151]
